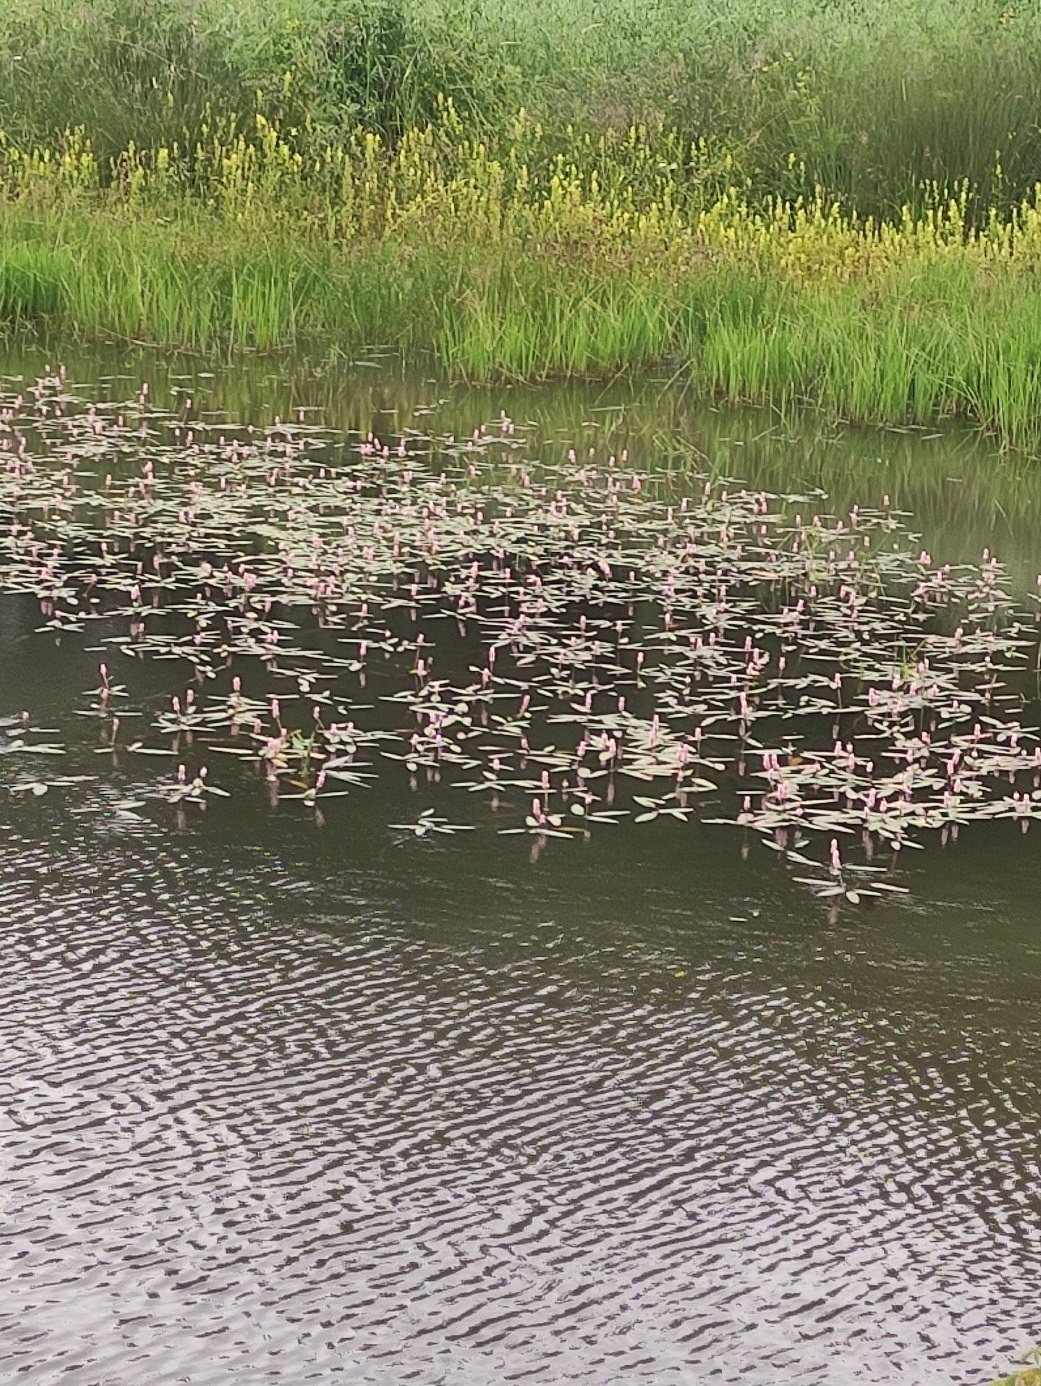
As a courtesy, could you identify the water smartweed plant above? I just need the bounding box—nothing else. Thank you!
[4,369,1041,905]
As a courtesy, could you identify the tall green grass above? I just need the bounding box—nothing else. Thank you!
[7,191,1041,447]
[4,0,1041,213]
[681,266,1041,443]
[5,1,1041,442]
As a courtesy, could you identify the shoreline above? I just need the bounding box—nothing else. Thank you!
[2,113,1041,447]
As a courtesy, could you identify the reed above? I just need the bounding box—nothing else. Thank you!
[5,0,1041,213]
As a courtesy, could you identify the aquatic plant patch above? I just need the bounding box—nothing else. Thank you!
[3,368,1041,906]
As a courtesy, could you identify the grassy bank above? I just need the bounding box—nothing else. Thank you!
[5,113,1041,445]
[5,2,1041,444]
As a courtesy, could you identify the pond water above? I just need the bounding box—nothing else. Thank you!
[1,341,1039,1385]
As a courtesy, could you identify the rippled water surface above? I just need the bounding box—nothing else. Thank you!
[1,344,1039,1385]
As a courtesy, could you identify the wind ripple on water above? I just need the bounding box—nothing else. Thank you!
[0,825,1038,1383]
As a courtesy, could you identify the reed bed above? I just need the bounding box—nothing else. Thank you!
[7,0,1041,215]
[4,2,1041,442]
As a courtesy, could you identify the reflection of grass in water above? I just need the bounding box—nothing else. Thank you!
[7,332,1041,584]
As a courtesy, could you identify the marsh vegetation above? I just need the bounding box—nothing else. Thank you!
[7,364,1041,906]
[1,7,1040,1378]
[5,1,1041,441]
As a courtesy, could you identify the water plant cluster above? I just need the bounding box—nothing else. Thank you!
[5,370,1041,903]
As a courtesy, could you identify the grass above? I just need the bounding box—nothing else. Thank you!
[6,0,1041,215]
[5,2,1041,443]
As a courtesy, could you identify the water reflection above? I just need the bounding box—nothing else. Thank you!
[5,336,1041,580]
[1,815,1039,1384]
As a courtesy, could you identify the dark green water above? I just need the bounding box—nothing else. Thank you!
[0,341,1038,1386]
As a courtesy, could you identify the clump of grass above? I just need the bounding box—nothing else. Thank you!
[991,1346,1041,1386]
[7,102,1041,445]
